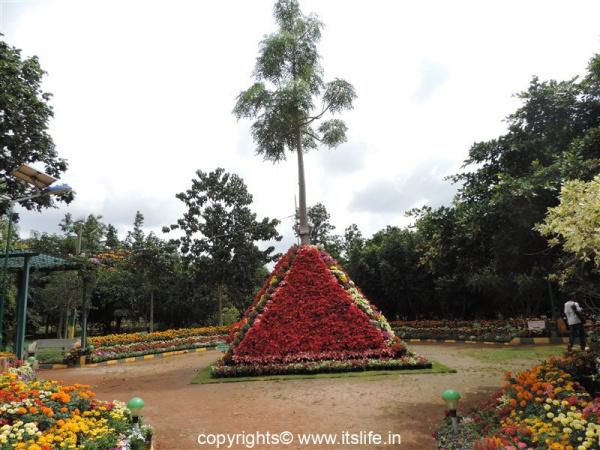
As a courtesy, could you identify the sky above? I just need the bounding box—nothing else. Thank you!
[2,0,600,256]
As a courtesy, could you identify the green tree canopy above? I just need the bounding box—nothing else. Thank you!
[233,0,356,245]
[0,36,72,215]
[346,226,434,320]
[410,52,600,317]
[126,211,146,250]
[536,175,600,303]
[293,202,336,243]
[164,168,282,325]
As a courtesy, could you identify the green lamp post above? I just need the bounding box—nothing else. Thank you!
[127,397,145,429]
[442,389,461,434]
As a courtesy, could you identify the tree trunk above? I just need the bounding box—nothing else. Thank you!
[217,283,223,327]
[57,313,63,339]
[45,316,49,338]
[63,309,69,339]
[149,287,154,333]
[296,125,310,245]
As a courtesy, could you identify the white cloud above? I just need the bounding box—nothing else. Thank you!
[412,60,450,102]
[3,0,600,246]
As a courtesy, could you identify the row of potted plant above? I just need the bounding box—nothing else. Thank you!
[435,350,600,449]
[214,245,430,377]
[0,355,152,449]
[391,319,561,343]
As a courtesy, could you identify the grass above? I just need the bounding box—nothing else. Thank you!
[35,349,69,364]
[191,360,455,384]
[460,345,566,363]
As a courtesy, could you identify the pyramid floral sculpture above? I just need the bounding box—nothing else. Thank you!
[212,245,431,377]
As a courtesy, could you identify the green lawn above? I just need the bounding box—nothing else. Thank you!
[461,345,566,363]
[191,360,455,384]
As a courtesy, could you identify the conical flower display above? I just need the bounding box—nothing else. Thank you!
[212,245,430,377]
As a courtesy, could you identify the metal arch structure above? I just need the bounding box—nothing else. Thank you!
[1,251,81,359]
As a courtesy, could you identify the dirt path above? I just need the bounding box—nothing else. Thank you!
[40,344,562,450]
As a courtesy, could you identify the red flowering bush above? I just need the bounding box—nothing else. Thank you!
[213,245,430,377]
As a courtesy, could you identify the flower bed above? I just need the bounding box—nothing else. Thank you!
[0,357,152,449]
[435,350,600,449]
[213,245,431,377]
[391,319,564,343]
[65,327,229,364]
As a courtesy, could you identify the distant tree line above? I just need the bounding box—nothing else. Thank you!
[334,53,600,320]
[3,24,600,339]
[1,169,279,343]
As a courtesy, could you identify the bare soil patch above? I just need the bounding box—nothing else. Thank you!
[40,343,563,450]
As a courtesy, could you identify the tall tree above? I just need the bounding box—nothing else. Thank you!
[35,271,81,338]
[126,211,146,250]
[233,0,356,245]
[0,36,72,214]
[293,202,344,260]
[347,226,435,319]
[164,168,281,325]
[129,233,179,332]
[105,224,121,250]
[72,215,107,256]
[342,224,364,256]
[293,202,335,244]
[412,53,600,317]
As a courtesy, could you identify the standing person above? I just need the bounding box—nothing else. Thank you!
[564,298,589,352]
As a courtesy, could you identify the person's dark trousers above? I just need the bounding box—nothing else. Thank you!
[569,322,587,349]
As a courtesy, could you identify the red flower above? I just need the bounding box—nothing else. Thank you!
[233,246,389,364]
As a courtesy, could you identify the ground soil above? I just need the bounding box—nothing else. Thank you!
[40,343,561,450]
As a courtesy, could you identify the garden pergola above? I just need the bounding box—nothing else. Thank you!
[1,250,81,359]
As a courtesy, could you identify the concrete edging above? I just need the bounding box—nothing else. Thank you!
[38,345,227,370]
[407,337,569,346]
[38,338,570,370]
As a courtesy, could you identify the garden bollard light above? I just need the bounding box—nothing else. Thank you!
[127,397,145,430]
[27,356,38,370]
[442,389,461,435]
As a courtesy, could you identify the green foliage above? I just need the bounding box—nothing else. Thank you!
[126,211,146,250]
[233,0,356,158]
[408,52,600,318]
[0,217,20,248]
[165,168,281,325]
[536,175,600,301]
[105,224,120,250]
[537,176,600,266]
[36,271,82,322]
[211,305,241,327]
[0,35,73,215]
[234,0,356,245]
[293,202,335,244]
[346,226,434,319]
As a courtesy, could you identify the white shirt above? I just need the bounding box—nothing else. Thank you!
[565,300,583,325]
